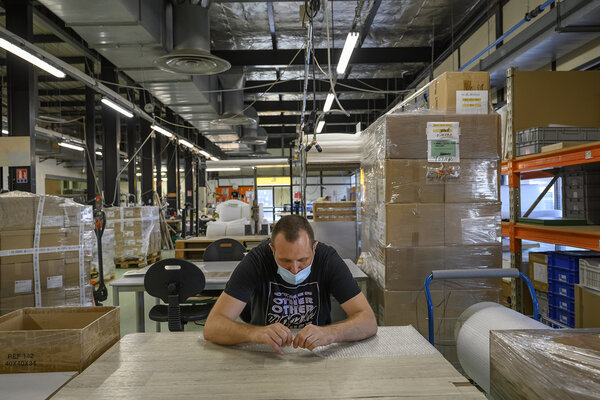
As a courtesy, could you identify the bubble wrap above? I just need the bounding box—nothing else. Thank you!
[207,326,438,359]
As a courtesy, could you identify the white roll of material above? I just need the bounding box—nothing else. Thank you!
[455,302,547,393]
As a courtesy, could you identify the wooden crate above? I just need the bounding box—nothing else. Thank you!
[0,306,119,373]
[313,202,357,222]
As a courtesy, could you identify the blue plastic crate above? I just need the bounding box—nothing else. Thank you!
[549,306,575,328]
[548,267,578,284]
[547,251,600,272]
[548,280,575,298]
[549,294,575,313]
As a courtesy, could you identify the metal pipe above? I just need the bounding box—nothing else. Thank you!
[460,0,555,71]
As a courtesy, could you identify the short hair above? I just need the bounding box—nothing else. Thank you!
[271,215,315,246]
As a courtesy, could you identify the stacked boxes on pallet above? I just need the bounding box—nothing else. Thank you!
[105,206,161,266]
[360,109,502,366]
[0,191,94,316]
[92,228,115,281]
[547,251,600,327]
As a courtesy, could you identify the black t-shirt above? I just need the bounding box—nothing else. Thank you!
[224,241,361,329]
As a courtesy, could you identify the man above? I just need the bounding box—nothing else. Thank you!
[203,215,377,354]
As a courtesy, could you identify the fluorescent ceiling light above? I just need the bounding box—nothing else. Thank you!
[206,167,241,172]
[151,124,174,138]
[210,156,220,161]
[101,98,134,118]
[179,138,194,148]
[255,164,289,168]
[124,158,129,163]
[336,32,359,75]
[136,172,142,176]
[2,129,8,135]
[316,120,325,133]
[59,142,85,151]
[323,93,335,112]
[0,38,66,78]
[199,150,211,158]
[95,151,102,156]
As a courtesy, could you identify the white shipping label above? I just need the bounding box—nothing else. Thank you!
[124,210,134,217]
[14,279,32,294]
[426,122,460,140]
[533,262,548,284]
[47,275,63,289]
[456,90,488,114]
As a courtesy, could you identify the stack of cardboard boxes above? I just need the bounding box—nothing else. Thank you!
[360,73,502,365]
[0,192,94,315]
[105,206,161,262]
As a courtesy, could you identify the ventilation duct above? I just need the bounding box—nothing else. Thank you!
[155,2,230,75]
[253,144,270,155]
[212,72,257,126]
[239,111,267,145]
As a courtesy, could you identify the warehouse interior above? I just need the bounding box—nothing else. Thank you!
[1,0,600,398]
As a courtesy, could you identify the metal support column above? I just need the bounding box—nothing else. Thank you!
[166,134,178,214]
[185,150,194,234]
[155,131,163,201]
[289,144,294,213]
[127,116,136,203]
[100,58,120,206]
[85,62,96,202]
[6,0,36,193]
[140,111,154,205]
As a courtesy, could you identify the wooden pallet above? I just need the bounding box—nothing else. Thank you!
[114,251,162,269]
[175,235,268,260]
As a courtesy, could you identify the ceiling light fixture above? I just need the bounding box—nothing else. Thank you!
[179,138,194,148]
[2,129,8,135]
[336,32,359,75]
[101,97,134,118]
[59,142,85,152]
[136,172,142,177]
[323,92,335,112]
[151,124,174,138]
[95,151,102,156]
[210,156,220,161]
[0,38,66,78]
[199,150,211,158]
[206,167,241,172]
[316,120,325,134]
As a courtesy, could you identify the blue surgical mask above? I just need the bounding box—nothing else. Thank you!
[277,263,312,285]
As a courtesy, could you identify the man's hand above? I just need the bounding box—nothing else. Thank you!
[293,324,334,351]
[250,323,293,355]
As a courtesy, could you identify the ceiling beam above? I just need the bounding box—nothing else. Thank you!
[245,78,406,93]
[252,98,387,112]
[260,113,373,125]
[213,47,431,66]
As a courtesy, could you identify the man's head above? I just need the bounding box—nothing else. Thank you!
[270,215,317,274]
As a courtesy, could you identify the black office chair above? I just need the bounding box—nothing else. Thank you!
[144,258,213,332]
[203,238,246,261]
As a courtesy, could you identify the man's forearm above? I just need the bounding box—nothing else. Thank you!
[203,314,259,345]
[326,309,377,343]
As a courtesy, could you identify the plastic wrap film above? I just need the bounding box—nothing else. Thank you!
[490,328,600,399]
[0,191,94,315]
[454,302,547,394]
[106,206,161,260]
[92,228,115,281]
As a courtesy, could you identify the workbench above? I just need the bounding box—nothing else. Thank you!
[110,259,367,333]
[51,328,484,399]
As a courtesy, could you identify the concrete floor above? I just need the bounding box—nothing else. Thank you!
[102,250,205,337]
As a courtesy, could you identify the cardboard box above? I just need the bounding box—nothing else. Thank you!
[65,285,94,306]
[0,294,35,316]
[363,112,500,160]
[444,159,500,202]
[384,204,445,247]
[575,284,600,328]
[1,260,65,297]
[529,252,548,292]
[445,203,501,246]
[430,71,490,111]
[382,160,445,203]
[367,245,502,291]
[0,306,119,372]
[0,228,67,264]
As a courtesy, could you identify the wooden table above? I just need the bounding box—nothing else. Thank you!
[1,372,77,400]
[110,259,367,333]
[52,329,484,399]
